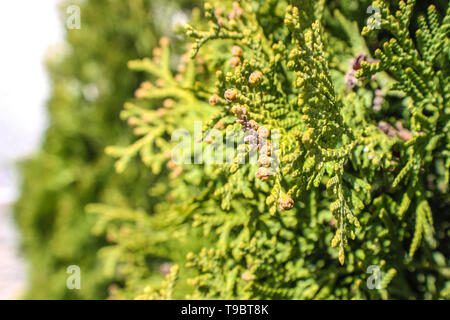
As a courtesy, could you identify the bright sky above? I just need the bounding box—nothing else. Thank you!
[0,1,62,163]
[0,1,62,202]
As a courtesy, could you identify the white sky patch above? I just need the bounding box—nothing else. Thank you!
[0,1,63,299]
[0,0,62,205]
[0,1,62,165]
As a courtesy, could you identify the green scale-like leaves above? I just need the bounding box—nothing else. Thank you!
[93,0,450,299]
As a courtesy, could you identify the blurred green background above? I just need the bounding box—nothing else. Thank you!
[13,0,199,299]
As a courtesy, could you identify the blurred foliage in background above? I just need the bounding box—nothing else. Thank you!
[15,0,449,299]
[14,0,199,299]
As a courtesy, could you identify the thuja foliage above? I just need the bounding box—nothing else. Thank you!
[87,34,218,299]
[14,0,201,299]
[98,0,450,300]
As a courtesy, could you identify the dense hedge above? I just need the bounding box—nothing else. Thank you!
[16,0,449,299]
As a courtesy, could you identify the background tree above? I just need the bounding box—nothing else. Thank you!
[15,0,199,299]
